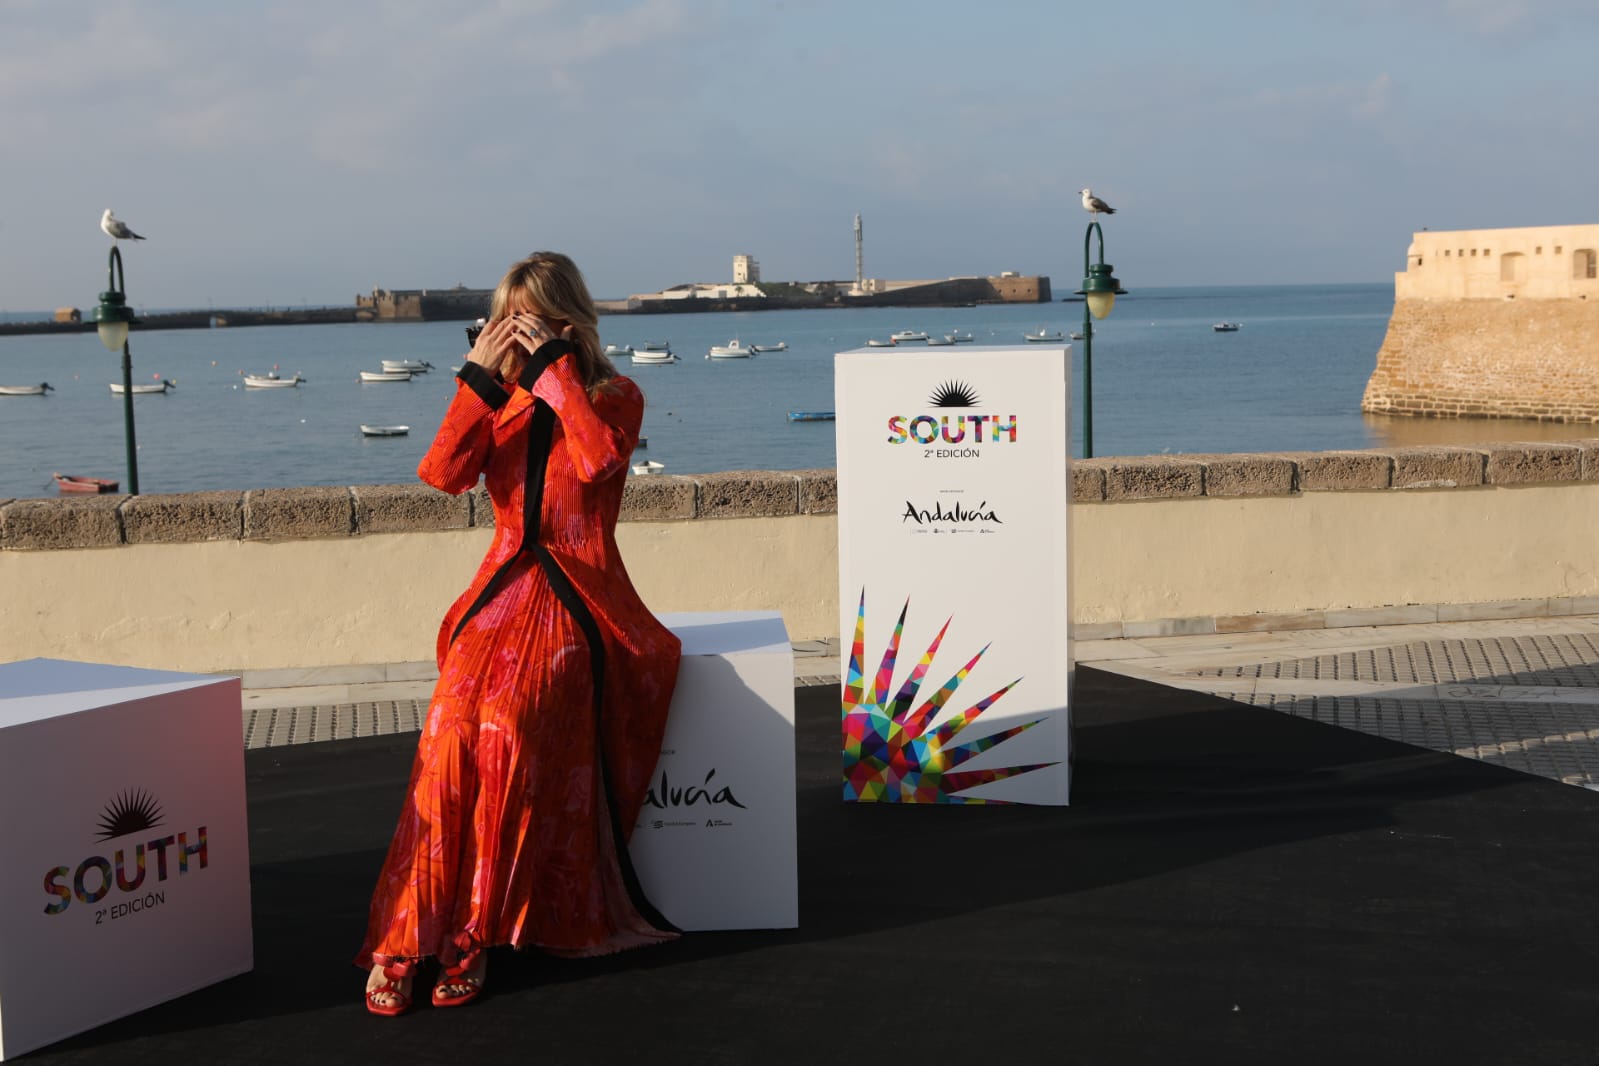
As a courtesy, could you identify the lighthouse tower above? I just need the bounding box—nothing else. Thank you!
[853,213,864,294]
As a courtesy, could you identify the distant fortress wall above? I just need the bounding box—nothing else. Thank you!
[1363,225,1599,422]
[360,274,1052,322]
[358,286,493,322]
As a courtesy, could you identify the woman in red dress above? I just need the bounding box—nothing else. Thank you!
[360,252,680,1015]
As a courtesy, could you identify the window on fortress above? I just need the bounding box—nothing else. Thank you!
[1577,249,1597,280]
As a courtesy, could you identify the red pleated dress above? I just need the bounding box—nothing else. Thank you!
[357,346,680,968]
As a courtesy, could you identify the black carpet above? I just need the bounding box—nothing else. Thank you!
[28,669,1599,1065]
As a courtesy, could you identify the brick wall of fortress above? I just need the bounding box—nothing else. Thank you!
[1363,224,1599,421]
[1363,298,1599,420]
[8,442,1599,674]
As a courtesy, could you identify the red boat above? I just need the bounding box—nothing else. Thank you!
[53,473,120,494]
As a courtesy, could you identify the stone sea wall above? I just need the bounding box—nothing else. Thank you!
[1363,298,1599,421]
[7,442,1599,676]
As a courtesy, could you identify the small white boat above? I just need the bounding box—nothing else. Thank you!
[890,330,929,342]
[1023,328,1065,342]
[604,344,634,358]
[925,336,954,346]
[707,339,754,358]
[243,373,304,388]
[751,341,788,352]
[360,424,410,437]
[631,460,666,475]
[630,349,679,365]
[381,359,433,372]
[1213,321,1242,332]
[947,330,974,343]
[1069,331,1085,341]
[0,382,53,396]
[360,370,413,383]
[640,340,672,351]
[110,379,175,394]
[866,339,896,347]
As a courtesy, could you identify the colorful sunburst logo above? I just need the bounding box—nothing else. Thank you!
[928,380,980,408]
[842,590,1054,803]
[96,789,165,841]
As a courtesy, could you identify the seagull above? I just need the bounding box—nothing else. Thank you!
[101,209,145,241]
[1079,188,1116,218]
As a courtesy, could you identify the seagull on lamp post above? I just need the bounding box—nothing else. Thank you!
[101,209,146,242]
[1079,188,1116,219]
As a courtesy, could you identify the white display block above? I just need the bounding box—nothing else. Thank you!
[630,612,797,930]
[834,346,1072,805]
[0,659,253,1061]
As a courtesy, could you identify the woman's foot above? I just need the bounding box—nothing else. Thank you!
[432,950,487,1008]
[365,962,415,1017]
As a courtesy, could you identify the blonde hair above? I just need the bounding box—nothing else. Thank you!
[490,251,616,394]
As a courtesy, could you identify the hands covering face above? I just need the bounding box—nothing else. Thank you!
[465,312,575,382]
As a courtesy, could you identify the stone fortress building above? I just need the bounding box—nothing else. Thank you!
[1363,224,1599,421]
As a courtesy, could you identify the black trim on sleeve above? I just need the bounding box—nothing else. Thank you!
[457,361,510,410]
[517,338,576,391]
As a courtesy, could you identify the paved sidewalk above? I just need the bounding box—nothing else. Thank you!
[238,637,845,750]
[240,616,1599,791]
[1076,614,1599,790]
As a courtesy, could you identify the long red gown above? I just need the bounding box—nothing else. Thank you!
[358,348,680,967]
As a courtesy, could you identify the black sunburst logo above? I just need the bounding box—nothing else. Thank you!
[96,789,165,841]
[928,380,980,408]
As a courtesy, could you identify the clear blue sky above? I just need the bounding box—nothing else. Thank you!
[2,0,1596,309]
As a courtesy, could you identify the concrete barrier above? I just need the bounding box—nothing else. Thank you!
[5,445,1599,673]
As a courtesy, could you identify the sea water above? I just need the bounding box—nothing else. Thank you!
[3,284,1596,499]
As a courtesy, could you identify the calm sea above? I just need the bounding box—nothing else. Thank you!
[3,284,1595,499]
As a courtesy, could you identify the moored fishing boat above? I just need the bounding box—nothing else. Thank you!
[947,330,974,343]
[889,330,929,342]
[381,359,433,372]
[244,373,305,388]
[360,424,410,437]
[359,370,413,383]
[786,411,835,422]
[707,339,754,358]
[751,341,788,352]
[109,379,175,394]
[1023,328,1064,342]
[53,472,119,494]
[1213,321,1242,332]
[0,382,53,396]
[631,460,666,475]
[630,349,679,365]
[604,344,634,359]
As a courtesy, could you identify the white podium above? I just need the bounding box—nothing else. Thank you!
[0,659,253,1061]
[629,612,797,930]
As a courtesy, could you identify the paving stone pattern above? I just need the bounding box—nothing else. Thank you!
[1189,633,1599,789]
[1194,633,1599,687]
[239,642,843,751]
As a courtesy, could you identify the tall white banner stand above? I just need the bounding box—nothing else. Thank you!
[630,611,798,929]
[834,346,1072,805]
[0,659,253,1060]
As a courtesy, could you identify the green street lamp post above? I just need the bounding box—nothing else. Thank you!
[94,246,139,495]
[1074,221,1127,459]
